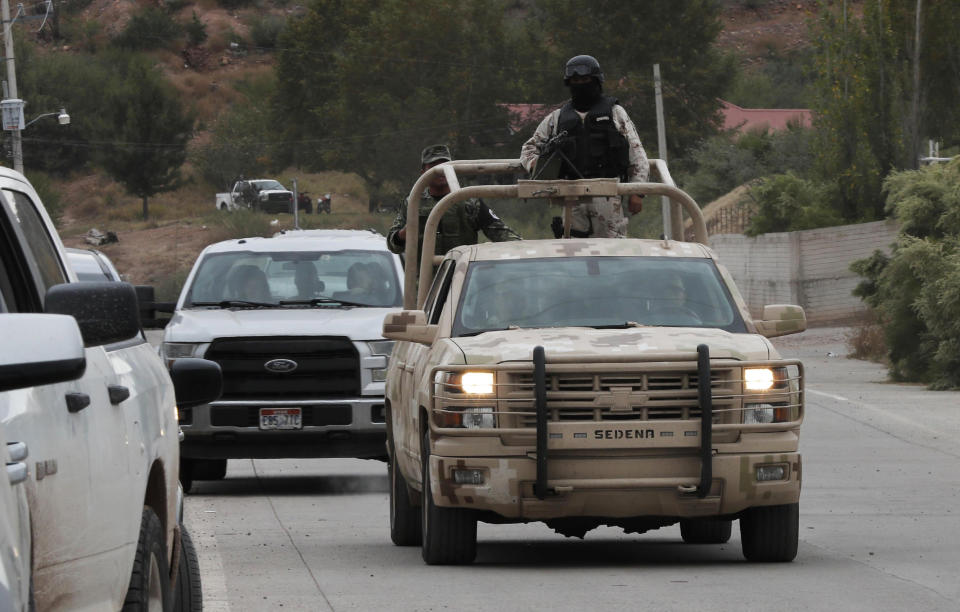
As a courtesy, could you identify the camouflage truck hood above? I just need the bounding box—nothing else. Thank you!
[450,327,771,364]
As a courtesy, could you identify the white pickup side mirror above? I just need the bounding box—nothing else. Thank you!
[0,314,86,391]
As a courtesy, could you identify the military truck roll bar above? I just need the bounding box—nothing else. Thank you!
[401,158,709,309]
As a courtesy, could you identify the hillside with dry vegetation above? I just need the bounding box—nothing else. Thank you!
[35,0,823,292]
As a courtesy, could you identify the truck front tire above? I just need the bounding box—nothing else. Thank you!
[173,524,202,612]
[420,428,476,565]
[122,507,171,612]
[740,503,799,562]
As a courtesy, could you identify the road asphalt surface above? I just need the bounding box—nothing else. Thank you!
[182,326,960,611]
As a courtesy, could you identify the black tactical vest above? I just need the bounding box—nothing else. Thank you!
[555,96,630,180]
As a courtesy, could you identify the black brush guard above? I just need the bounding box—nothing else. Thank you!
[532,344,714,500]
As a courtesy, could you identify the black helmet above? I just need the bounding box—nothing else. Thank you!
[563,55,604,85]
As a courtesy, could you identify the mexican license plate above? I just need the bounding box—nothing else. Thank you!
[259,408,302,430]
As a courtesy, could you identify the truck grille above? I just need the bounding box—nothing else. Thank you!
[506,369,738,427]
[205,337,360,400]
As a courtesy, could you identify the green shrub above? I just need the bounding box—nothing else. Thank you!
[745,173,843,235]
[851,159,960,388]
[112,6,182,50]
[248,15,285,49]
[185,11,207,47]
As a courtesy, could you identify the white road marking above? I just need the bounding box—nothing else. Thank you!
[185,501,231,612]
[807,388,850,402]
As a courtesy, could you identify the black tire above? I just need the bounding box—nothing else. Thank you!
[122,507,171,612]
[680,518,733,544]
[390,451,422,546]
[191,459,227,481]
[420,428,476,565]
[180,458,194,494]
[740,503,799,562]
[173,525,203,612]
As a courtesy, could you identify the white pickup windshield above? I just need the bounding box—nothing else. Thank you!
[453,256,745,335]
[184,250,401,308]
[250,180,285,191]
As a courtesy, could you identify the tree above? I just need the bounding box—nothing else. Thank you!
[274,0,533,208]
[809,0,960,223]
[532,0,735,157]
[99,54,193,220]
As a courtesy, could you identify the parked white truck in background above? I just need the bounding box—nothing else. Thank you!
[215,179,297,213]
[0,167,220,610]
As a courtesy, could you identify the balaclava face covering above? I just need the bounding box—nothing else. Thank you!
[569,78,602,112]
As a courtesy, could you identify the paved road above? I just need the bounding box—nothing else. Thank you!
[183,327,960,611]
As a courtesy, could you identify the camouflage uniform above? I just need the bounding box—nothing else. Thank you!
[520,104,649,238]
[386,189,521,258]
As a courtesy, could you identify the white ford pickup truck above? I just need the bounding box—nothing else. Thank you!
[0,167,219,610]
[163,229,402,489]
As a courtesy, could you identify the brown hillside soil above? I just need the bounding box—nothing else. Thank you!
[50,1,826,289]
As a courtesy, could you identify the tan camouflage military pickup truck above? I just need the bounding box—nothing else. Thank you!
[382,160,806,565]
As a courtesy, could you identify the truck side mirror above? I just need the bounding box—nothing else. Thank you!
[169,358,222,409]
[754,304,806,338]
[45,281,142,347]
[0,314,86,391]
[383,310,437,345]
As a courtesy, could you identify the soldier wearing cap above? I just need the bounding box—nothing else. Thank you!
[520,55,649,238]
[387,144,521,258]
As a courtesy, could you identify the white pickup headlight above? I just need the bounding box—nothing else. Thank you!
[162,342,205,361]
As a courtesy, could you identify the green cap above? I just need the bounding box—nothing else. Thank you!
[421,144,452,165]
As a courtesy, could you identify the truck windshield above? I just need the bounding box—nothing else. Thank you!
[452,256,746,335]
[183,250,401,308]
[251,180,285,191]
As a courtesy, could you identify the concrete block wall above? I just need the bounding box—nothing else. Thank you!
[709,220,899,325]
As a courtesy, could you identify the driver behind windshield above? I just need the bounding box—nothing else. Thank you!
[227,265,272,302]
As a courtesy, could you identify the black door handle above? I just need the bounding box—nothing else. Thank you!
[66,392,90,413]
[108,385,130,405]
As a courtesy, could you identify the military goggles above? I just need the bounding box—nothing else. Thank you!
[565,64,596,79]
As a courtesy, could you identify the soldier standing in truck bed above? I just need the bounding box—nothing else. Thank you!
[520,54,649,238]
[387,144,520,260]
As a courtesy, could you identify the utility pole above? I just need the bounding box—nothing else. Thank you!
[653,64,674,240]
[1,0,23,174]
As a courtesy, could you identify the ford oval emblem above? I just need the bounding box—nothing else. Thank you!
[264,358,298,373]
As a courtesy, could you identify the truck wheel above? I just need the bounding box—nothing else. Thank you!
[122,507,171,612]
[740,503,799,562]
[420,428,476,565]
[191,458,227,481]
[180,459,194,494]
[173,524,203,612]
[390,451,422,546]
[680,518,732,544]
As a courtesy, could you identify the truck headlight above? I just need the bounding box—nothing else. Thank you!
[462,406,495,429]
[744,368,774,391]
[744,403,791,424]
[162,342,206,367]
[460,372,494,395]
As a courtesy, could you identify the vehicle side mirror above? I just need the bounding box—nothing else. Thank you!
[383,310,437,345]
[45,281,141,347]
[754,304,807,338]
[0,314,86,392]
[169,358,222,409]
[134,285,174,329]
